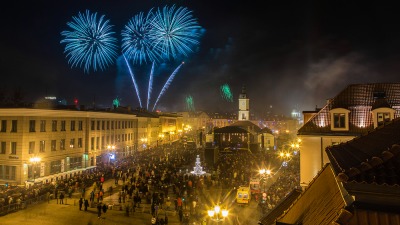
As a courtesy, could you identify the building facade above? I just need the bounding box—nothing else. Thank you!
[0,108,138,186]
[298,83,400,188]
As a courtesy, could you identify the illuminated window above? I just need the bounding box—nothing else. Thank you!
[70,139,75,148]
[333,113,346,128]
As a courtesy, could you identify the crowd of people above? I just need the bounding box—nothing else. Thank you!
[1,140,301,224]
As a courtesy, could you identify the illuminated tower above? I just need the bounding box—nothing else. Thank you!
[238,85,249,121]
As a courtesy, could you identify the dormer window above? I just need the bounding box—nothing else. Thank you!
[333,113,346,128]
[330,108,350,131]
[377,112,390,126]
[371,108,394,128]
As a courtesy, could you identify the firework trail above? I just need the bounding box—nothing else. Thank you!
[146,62,155,110]
[220,84,234,102]
[123,54,142,108]
[152,62,184,111]
[60,10,118,73]
[150,5,201,60]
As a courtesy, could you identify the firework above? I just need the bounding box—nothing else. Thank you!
[121,11,162,65]
[185,95,195,111]
[152,62,184,111]
[150,5,201,60]
[123,54,142,108]
[146,62,155,110]
[220,84,233,102]
[60,10,118,73]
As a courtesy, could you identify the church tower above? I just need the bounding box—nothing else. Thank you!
[238,86,249,121]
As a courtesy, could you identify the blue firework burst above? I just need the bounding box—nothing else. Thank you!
[121,10,162,65]
[150,5,202,60]
[60,10,118,73]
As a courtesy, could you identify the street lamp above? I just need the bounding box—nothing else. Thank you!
[208,205,229,222]
[107,145,115,164]
[259,169,272,193]
[29,157,41,182]
[140,137,148,150]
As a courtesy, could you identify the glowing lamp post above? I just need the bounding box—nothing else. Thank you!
[29,157,41,182]
[208,205,228,222]
[107,145,115,163]
[140,137,148,150]
[259,169,272,193]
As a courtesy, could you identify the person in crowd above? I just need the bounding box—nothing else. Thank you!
[97,203,102,218]
[84,199,89,211]
[79,197,83,210]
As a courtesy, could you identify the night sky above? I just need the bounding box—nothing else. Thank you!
[2,1,400,117]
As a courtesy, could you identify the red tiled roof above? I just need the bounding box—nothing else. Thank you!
[298,83,400,135]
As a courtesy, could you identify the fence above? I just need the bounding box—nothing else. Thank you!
[0,194,47,216]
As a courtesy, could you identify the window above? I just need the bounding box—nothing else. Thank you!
[39,140,45,152]
[78,138,82,148]
[91,137,94,150]
[29,141,35,154]
[11,120,17,132]
[102,121,105,130]
[96,137,99,149]
[61,120,66,131]
[101,136,104,149]
[0,142,5,154]
[71,121,75,131]
[70,139,75,148]
[10,142,17,155]
[377,112,391,126]
[50,161,61,175]
[118,121,121,129]
[97,121,100,130]
[40,120,46,132]
[111,121,114,129]
[51,140,56,151]
[29,120,36,132]
[333,113,346,128]
[78,121,83,131]
[52,120,57,131]
[1,120,6,132]
[91,121,95,130]
[107,121,110,130]
[2,166,16,180]
[60,139,65,150]
[70,157,82,169]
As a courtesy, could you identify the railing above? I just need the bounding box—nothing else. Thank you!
[0,194,47,216]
